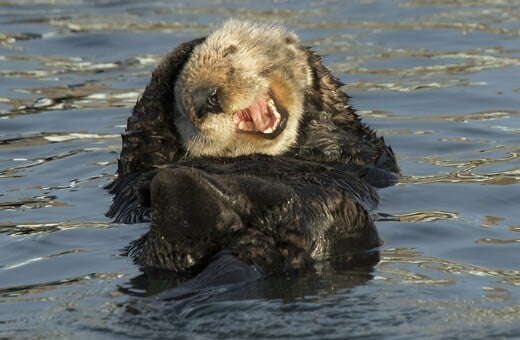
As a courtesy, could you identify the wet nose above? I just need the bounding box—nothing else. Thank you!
[192,86,222,119]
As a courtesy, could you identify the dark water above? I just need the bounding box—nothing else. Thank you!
[1,0,519,338]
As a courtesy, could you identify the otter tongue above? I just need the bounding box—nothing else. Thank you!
[248,97,273,131]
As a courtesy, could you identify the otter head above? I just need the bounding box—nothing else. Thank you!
[173,20,313,157]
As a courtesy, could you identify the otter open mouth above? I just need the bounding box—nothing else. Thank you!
[233,92,288,139]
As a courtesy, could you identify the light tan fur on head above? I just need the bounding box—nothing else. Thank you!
[174,19,313,157]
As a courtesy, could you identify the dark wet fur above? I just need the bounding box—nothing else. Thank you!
[107,36,400,277]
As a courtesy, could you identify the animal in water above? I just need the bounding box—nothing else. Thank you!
[107,19,399,278]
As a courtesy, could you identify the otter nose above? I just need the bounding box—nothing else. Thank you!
[192,86,222,119]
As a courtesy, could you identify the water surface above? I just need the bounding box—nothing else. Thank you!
[1,0,519,338]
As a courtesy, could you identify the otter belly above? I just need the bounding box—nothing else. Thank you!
[125,156,381,276]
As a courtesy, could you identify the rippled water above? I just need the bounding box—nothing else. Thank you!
[1,0,519,338]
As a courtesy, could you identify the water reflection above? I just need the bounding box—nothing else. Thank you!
[0,272,122,299]
[0,144,118,178]
[0,195,67,212]
[1,74,141,115]
[394,210,458,222]
[118,255,378,320]
[0,221,111,235]
[379,247,520,286]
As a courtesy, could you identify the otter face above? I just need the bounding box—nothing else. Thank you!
[174,20,313,157]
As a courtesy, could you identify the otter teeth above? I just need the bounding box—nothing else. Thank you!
[265,99,281,134]
[234,97,284,135]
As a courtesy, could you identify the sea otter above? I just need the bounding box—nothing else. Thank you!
[107,20,399,277]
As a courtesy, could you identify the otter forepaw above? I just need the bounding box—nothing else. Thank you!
[150,168,243,246]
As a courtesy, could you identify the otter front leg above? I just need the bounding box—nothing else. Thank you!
[147,167,310,273]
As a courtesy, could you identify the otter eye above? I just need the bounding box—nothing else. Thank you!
[223,44,237,57]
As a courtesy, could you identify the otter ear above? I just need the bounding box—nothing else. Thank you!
[132,36,206,122]
[117,37,205,177]
[144,37,206,112]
